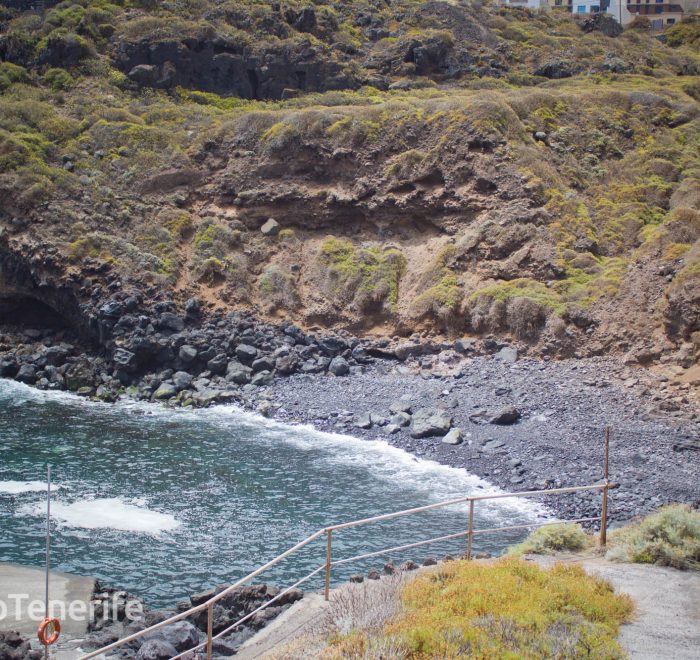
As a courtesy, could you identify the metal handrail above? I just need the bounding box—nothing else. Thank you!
[78,481,611,660]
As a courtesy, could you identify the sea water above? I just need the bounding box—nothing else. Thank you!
[0,379,546,607]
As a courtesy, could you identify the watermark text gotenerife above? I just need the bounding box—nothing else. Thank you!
[0,592,143,624]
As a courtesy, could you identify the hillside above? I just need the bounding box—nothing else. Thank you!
[1,0,700,365]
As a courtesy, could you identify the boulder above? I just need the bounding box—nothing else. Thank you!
[390,412,412,427]
[318,337,348,355]
[328,356,349,376]
[260,218,280,236]
[15,364,37,384]
[112,348,138,372]
[275,354,299,376]
[157,312,185,333]
[489,406,521,425]
[136,639,178,660]
[454,339,475,354]
[495,346,518,363]
[581,13,623,37]
[389,400,412,414]
[153,383,177,400]
[442,428,463,445]
[236,344,258,365]
[251,370,273,386]
[172,371,193,390]
[207,354,228,375]
[534,60,577,79]
[353,412,372,429]
[0,359,19,378]
[178,345,198,364]
[64,359,97,390]
[0,631,40,660]
[185,297,201,317]
[410,408,452,438]
[159,621,200,653]
[226,361,252,385]
[44,346,69,367]
[251,356,275,373]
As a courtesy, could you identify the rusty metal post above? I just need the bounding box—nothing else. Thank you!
[206,603,213,660]
[467,499,475,560]
[324,529,332,601]
[600,427,610,547]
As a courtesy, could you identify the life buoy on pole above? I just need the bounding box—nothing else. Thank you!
[38,617,60,646]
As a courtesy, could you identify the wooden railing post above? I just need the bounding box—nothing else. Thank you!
[324,529,332,601]
[600,427,610,547]
[467,499,475,560]
[206,603,213,660]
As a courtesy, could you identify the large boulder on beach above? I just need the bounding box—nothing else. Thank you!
[153,382,177,399]
[442,428,463,445]
[410,408,452,438]
[15,364,37,384]
[236,344,258,364]
[328,356,349,376]
[489,406,521,425]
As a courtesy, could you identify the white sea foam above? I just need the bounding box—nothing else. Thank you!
[207,406,551,523]
[0,480,61,494]
[20,498,180,534]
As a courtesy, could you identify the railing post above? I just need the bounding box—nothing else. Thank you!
[467,499,475,560]
[206,603,213,660]
[324,529,332,601]
[600,427,610,547]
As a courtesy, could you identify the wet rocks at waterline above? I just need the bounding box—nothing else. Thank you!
[81,583,304,659]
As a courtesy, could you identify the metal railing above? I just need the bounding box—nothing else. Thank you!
[78,483,611,660]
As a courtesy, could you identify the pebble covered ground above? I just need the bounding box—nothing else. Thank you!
[264,353,700,526]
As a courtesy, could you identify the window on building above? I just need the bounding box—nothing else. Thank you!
[655,5,662,11]
[655,0,663,4]
[555,0,563,5]
[667,17,675,22]
[577,4,586,11]
[591,4,600,10]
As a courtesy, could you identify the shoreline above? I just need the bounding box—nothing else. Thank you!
[2,342,698,525]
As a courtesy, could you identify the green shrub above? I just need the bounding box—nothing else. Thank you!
[318,237,406,311]
[258,266,297,312]
[509,523,589,555]
[43,67,73,91]
[607,504,700,569]
[0,62,29,91]
[329,558,632,659]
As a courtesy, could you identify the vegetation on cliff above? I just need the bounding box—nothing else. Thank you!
[1,0,699,361]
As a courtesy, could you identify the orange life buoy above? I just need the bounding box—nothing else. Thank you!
[37,617,60,646]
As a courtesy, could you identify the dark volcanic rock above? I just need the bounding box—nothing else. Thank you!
[489,406,521,425]
[115,35,362,99]
[534,60,577,79]
[581,13,623,37]
[15,364,36,384]
[0,631,40,660]
[135,639,178,660]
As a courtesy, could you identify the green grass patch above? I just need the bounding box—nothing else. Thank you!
[329,557,633,659]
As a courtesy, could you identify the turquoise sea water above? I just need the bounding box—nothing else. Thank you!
[0,379,545,607]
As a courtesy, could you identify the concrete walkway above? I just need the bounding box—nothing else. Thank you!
[528,555,700,660]
[235,594,328,660]
[0,563,95,636]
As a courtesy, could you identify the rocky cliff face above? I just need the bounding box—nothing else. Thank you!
[0,1,699,370]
